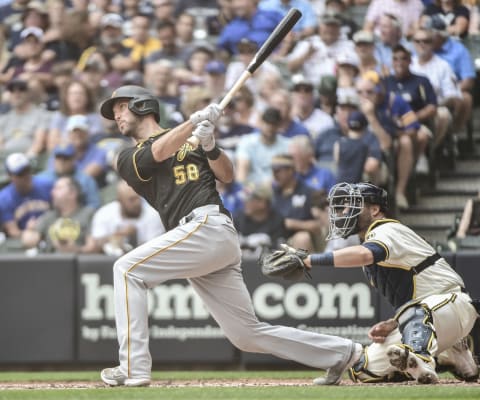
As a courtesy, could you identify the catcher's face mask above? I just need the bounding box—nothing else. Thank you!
[327,182,364,239]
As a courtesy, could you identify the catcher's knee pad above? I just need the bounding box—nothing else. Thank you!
[349,350,411,383]
[398,305,436,357]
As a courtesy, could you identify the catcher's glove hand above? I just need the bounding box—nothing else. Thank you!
[259,244,311,281]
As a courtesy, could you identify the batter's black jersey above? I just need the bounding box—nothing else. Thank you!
[116,131,229,231]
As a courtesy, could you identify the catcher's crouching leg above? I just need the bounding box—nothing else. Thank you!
[387,305,439,384]
[348,330,411,383]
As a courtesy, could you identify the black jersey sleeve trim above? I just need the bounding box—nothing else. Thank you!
[132,147,152,182]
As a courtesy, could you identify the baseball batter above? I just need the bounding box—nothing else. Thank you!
[98,85,362,387]
[302,182,479,384]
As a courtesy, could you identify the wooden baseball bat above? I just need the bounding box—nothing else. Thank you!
[187,8,302,149]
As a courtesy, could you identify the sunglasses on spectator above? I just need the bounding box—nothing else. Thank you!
[393,55,409,61]
[413,38,432,44]
[294,85,313,93]
[357,89,375,95]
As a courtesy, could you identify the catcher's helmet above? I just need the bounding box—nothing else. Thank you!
[100,85,160,122]
[326,182,388,239]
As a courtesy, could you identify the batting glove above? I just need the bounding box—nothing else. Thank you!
[192,120,216,151]
[189,103,222,125]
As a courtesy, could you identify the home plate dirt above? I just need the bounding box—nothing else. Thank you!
[0,378,477,390]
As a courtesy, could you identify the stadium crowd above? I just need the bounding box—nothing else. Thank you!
[0,0,478,255]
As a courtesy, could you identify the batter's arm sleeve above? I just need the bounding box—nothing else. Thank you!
[117,146,157,183]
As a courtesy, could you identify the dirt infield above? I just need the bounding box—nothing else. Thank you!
[0,378,477,390]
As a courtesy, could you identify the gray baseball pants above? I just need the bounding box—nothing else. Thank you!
[113,204,356,379]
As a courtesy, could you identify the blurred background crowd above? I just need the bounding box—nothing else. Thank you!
[0,0,479,257]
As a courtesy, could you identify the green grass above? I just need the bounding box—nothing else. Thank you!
[0,371,477,400]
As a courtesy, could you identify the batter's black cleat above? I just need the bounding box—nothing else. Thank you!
[387,344,439,384]
[313,343,363,385]
[101,366,151,387]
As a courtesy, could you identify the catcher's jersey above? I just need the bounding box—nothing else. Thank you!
[116,130,228,231]
[362,219,464,309]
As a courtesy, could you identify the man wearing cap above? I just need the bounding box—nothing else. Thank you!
[235,107,291,185]
[77,13,135,75]
[233,182,287,253]
[290,74,335,140]
[352,30,384,76]
[356,71,421,209]
[314,86,384,184]
[0,152,53,238]
[225,37,282,98]
[47,115,108,185]
[217,0,283,56]
[270,154,320,252]
[7,26,53,87]
[38,144,101,209]
[0,78,50,157]
[335,52,360,88]
[287,10,354,87]
[205,60,227,101]
[425,14,475,137]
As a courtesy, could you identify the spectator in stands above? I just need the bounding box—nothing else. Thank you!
[122,14,162,67]
[287,10,354,88]
[384,44,437,175]
[21,176,95,254]
[356,71,421,208]
[449,192,480,250]
[235,107,290,184]
[175,43,215,91]
[217,178,245,216]
[0,79,50,158]
[174,12,196,52]
[225,37,282,100]
[179,86,214,122]
[144,59,182,128]
[152,0,176,23]
[217,0,283,57]
[288,135,336,192]
[317,75,337,116]
[426,15,476,135]
[335,51,360,88]
[268,89,310,139]
[334,110,370,183]
[270,154,320,251]
[0,152,53,238]
[0,0,31,45]
[259,0,318,39]
[290,74,335,140]
[6,27,53,88]
[353,30,384,76]
[145,19,191,66]
[234,181,287,253]
[47,80,104,150]
[410,27,463,149]
[89,180,165,256]
[374,13,415,73]
[205,60,227,101]
[364,0,425,38]
[215,95,255,157]
[324,0,359,40]
[422,0,470,38]
[77,13,135,79]
[229,85,258,127]
[38,143,101,209]
[62,114,109,185]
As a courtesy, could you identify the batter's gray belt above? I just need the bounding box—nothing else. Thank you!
[178,204,221,225]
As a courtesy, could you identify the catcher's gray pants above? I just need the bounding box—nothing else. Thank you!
[113,204,356,379]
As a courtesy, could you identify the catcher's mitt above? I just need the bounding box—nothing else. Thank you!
[259,244,311,281]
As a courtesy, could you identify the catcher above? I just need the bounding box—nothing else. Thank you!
[261,182,479,384]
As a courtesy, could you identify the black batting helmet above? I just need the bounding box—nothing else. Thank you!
[100,85,161,122]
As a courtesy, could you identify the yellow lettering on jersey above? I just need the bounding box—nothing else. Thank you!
[177,143,194,162]
[174,164,199,185]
